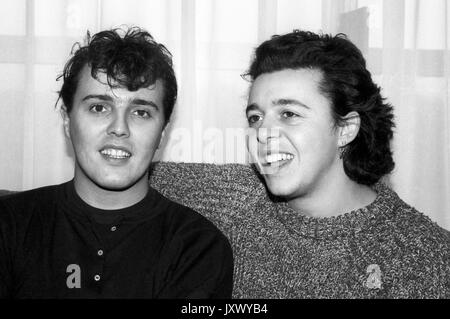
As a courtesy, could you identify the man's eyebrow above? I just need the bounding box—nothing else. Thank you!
[245,103,259,113]
[273,98,310,109]
[81,94,114,102]
[246,99,310,113]
[131,98,160,110]
[81,95,160,110]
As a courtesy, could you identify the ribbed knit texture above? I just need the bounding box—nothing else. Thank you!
[149,162,450,299]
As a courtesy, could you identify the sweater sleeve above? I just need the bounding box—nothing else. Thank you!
[154,221,234,299]
[387,223,450,298]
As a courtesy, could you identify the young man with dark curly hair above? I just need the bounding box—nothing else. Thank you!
[215,30,449,298]
[0,27,233,299]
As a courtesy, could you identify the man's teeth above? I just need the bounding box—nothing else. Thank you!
[266,153,294,164]
[100,149,131,158]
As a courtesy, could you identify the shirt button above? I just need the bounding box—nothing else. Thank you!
[97,249,103,256]
[94,274,101,281]
[111,226,117,232]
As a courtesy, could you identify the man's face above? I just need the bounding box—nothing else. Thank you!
[246,68,341,200]
[62,65,166,192]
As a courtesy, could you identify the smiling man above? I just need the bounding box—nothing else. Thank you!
[241,30,450,298]
[0,27,233,298]
[246,68,376,216]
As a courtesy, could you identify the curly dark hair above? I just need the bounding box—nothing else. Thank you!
[245,30,395,185]
[56,26,177,124]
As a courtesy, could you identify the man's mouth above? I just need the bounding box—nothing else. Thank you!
[265,153,294,165]
[256,152,294,175]
[100,148,132,159]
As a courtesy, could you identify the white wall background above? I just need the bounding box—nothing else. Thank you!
[0,0,449,230]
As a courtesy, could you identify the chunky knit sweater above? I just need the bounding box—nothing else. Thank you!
[150,162,450,299]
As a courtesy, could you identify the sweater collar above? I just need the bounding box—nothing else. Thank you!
[273,183,403,239]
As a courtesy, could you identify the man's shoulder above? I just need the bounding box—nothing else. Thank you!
[0,183,67,218]
[1,183,64,202]
[389,199,450,258]
[152,187,213,222]
[150,187,229,237]
[376,199,450,297]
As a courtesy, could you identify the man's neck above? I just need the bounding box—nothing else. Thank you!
[73,175,149,210]
[287,174,377,218]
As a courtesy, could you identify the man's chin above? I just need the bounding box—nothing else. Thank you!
[93,177,141,192]
[265,179,296,198]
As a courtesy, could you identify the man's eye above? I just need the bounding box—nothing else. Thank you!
[133,109,151,118]
[247,114,262,125]
[282,111,297,118]
[90,104,107,113]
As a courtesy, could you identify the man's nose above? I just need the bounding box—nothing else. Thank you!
[256,123,281,144]
[107,113,130,138]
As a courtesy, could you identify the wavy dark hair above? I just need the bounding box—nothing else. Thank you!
[245,30,395,185]
[56,26,177,124]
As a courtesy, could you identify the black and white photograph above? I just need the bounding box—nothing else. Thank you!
[0,0,448,306]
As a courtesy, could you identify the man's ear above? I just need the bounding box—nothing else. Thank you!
[337,111,360,147]
[157,126,167,150]
[60,105,71,139]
